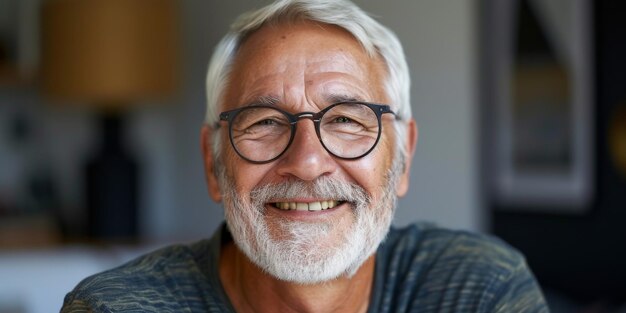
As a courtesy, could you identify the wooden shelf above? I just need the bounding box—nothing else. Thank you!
[0,213,62,249]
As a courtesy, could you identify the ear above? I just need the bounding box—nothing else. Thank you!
[201,125,222,202]
[396,118,418,197]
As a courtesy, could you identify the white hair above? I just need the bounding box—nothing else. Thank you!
[205,0,412,157]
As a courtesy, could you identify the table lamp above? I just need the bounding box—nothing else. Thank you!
[40,0,180,240]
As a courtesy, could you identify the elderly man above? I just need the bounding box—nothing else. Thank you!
[62,0,549,312]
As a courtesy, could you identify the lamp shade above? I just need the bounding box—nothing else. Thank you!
[40,0,180,108]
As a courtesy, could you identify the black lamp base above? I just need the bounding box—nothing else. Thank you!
[86,114,138,240]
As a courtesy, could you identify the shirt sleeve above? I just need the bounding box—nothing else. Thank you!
[489,257,550,313]
[60,297,97,313]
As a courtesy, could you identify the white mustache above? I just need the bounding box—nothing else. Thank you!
[249,176,370,209]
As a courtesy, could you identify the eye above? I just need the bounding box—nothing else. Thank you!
[243,117,288,135]
[333,116,353,123]
[256,119,277,126]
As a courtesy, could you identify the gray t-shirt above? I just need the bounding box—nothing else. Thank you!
[61,223,549,312]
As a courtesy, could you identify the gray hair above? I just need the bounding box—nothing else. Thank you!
[205,0,411,157]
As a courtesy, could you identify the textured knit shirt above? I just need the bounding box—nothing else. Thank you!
[61,223,549,312]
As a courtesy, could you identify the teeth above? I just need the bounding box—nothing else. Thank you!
[274,201,341,211]
[308,202,321,211]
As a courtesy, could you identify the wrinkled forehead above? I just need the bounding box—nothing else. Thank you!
[223,20,389,108]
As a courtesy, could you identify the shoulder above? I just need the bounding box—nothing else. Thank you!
[373,224,548,312]
[62,240,214,312]
[72,242,205,290]
[381,223,526,276]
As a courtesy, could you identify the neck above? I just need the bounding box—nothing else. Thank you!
[220,242,375,313]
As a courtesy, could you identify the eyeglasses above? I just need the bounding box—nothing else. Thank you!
[216,101,397,164]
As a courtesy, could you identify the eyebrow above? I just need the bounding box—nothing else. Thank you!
[325,93,366,104]
[242,93,367,108]
[243,95,281,107]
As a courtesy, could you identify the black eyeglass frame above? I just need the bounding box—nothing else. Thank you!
[216,101,398,164]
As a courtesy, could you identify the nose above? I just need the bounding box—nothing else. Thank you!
[274,119,337,181]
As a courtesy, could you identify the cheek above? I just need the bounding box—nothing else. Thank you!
[341,140,394,198]
[223,149,273,194]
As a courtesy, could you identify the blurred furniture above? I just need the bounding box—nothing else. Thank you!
[0,244,161,313]
[40,0,180,240]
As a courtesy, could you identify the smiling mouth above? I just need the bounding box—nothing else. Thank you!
[272,200,345,211]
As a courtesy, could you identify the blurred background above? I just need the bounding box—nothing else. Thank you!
[0,0,624,312]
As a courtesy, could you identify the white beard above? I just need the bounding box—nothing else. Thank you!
[217,157,402,284]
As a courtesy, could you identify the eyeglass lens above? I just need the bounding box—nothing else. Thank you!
[229,103,380,162]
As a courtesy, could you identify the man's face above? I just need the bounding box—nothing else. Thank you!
[204,21,411,283]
